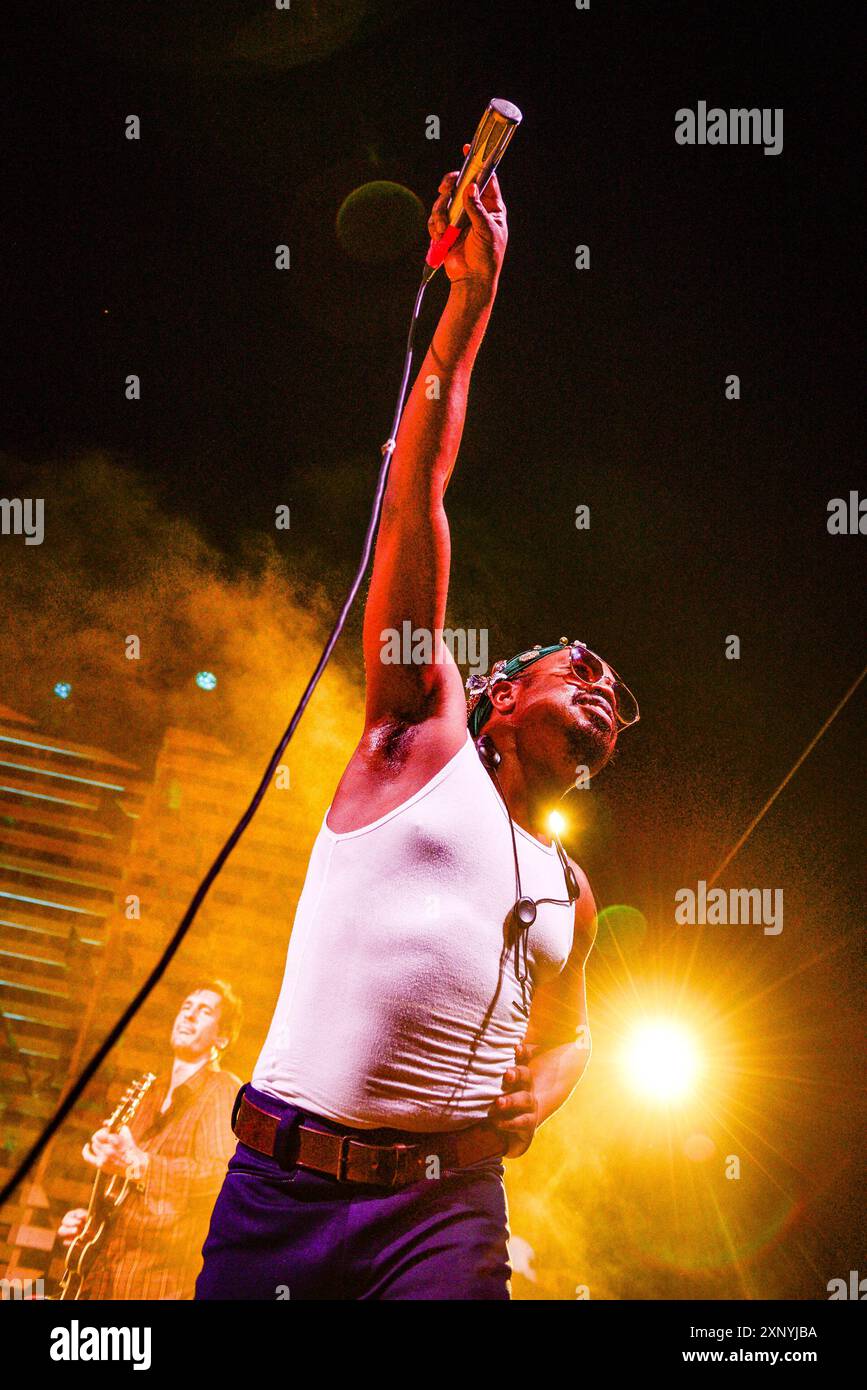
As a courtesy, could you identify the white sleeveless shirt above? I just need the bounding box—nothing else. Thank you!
[252,729,577,1131]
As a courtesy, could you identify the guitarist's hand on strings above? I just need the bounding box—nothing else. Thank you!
[84,1123,149,1181]
[58,1208,87,1245]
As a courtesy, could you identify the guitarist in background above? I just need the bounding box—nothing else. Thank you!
[57,981,242,1300]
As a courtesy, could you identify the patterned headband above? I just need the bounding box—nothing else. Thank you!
[466,637,578,737]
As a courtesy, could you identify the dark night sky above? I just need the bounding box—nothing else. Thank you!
[5,0,862,874]
[2,0,864,1293]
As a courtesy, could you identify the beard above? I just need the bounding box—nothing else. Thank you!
[564,702,616,773]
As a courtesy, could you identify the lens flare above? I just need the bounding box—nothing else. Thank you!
[336,182,426,263]
[621,1018,703,1104]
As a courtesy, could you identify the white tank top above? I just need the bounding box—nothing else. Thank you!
[252,729,576,1131]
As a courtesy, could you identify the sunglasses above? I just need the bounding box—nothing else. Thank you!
[562,642,640,730]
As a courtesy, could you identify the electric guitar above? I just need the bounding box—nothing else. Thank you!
[57,1072,156,1301]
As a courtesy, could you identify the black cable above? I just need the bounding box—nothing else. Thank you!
[488,761,531,984]
[0,272,432,1208]
[483,752,580,987]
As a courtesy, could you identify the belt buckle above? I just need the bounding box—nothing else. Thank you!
[385,1142,416,1187]
[335,1134,351,1182]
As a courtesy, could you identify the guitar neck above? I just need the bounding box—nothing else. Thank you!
[87,1164,110,1213]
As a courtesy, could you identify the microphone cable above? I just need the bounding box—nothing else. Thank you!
[0,273,432,1208]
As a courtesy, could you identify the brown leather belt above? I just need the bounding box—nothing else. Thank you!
[233,1090,506,1187]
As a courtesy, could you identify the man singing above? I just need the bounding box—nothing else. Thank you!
[197,157,638,1300]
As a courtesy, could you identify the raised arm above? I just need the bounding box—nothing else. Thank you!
[361,158,508,733]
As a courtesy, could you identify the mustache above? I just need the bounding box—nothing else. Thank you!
[571,688,614,715]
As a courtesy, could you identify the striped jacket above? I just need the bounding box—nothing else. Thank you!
[83,1060,238,1300]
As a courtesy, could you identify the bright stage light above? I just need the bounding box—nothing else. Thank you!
[547,810,566,837]
[621,1018,703,1105]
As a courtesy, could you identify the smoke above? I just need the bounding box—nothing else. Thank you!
[0,452,364,809]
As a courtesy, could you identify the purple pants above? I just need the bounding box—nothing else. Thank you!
[195,1085,512,1301]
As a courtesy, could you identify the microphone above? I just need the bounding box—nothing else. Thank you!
[423,98,522,279]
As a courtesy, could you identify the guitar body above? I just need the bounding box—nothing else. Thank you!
[58,1212,110,1302]
[57,1073,155,1301]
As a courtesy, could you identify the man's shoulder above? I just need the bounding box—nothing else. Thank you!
[201,1067,242,1101]
[329,715,471,831]
[211,1066,242,1089]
